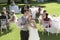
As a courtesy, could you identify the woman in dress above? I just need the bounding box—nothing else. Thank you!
[28,15,40,40]
[42,13,51,28]
[39,10,47,24]
[10,10,18,23]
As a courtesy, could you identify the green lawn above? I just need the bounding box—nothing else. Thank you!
[0,2,60,40]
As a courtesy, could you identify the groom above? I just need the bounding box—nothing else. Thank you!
[19,10,29,40]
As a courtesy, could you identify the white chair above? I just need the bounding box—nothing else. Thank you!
[0,19,8,34]
[48,20,60,36]
[53,20,60,36]
[42,21,51,36]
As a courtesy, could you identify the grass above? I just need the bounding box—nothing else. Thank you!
[0,2,60,40]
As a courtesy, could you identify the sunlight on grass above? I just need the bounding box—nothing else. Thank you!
[0,3,60,40]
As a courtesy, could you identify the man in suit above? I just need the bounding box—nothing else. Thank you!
[18,10,29,40]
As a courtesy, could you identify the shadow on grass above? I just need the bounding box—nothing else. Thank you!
[0,29,12,37]
[38,31,60,40]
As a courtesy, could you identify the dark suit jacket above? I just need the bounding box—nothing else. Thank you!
[1,11,10,19]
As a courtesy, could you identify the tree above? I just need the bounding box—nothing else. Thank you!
[21,0,24,3]
[28,0,31,3]
[21,0,32,4]
[7,0,11,5]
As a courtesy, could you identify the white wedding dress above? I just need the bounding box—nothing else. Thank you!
[28,22,40,40]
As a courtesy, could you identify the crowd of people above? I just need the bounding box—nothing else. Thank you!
[18,5,60,40]
[1,2,60,40]
[0,7,18,31]
[17,5,40,40]
[17,5,52,40]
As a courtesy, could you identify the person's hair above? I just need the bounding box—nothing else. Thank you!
[21,6,25,14]
[3,7,6,10]
[46,13,48,18]
[26,5,30,9]
[21,5,30,14]
[23,10,29,14]
[43,10,46,12]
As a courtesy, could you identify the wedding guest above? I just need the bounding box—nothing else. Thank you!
[9,1,20,14]
[39,10,47,24]
[1,7,10,30]
[10,10,18,23]
[42,13,51,28]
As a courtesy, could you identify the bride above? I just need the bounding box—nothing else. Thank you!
[28,15,40,40]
